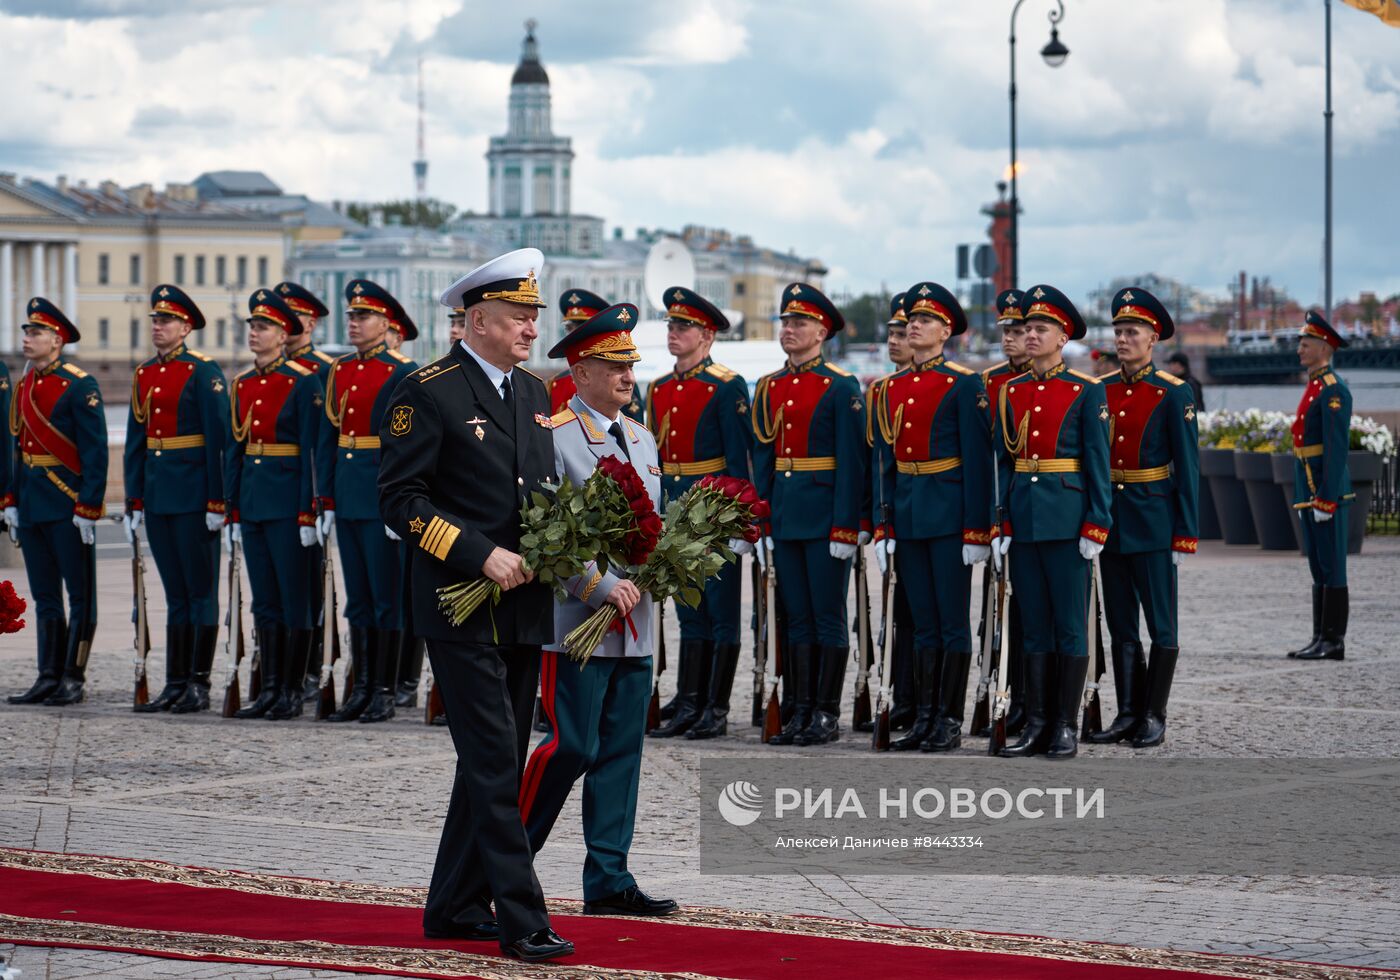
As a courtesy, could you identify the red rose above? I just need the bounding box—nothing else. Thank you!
[742,525,760,543]
[751,500,771,520]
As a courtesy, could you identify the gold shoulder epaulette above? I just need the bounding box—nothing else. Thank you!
[386,349,411,363]
[412,358,458,383]
[62,363,88,379]
[1099,369,1120,381]
[982,360,1009,382]
[1068,369,1101,384]
[516,365,542,381]
[826,363,853,377]
[705,362,737,382]
[945,360,974,375]
[233,366,257,383]
[187,349,213,362]
[312,350,335,364]
[1323,372,1338,386]
[1155,369,1184,386]
[286,360,312,376]
[550,407,578,427]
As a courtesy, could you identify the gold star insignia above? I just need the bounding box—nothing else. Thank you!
[159,287,170,298]
[1098,404,1110,422]
[1122,290,1135,302]
[1185,404,1195,421]
[409,517,425,534]
[1032,287,1046,300]
[86,392,99,408]
[257,290,267,301]
[353,283,364,295]
[790,284,802,296]
[918,284,931,296]
[569,293,580,304]
[617,308,631,323]
[672,289,684,301]
[212,379,224,392]
[279,284,290,294]
[30,299,39,309]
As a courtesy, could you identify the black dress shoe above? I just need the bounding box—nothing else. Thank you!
[500,927,574,962]
[423,920,499,941]
[583,885,678,917]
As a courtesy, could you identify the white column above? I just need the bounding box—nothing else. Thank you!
[63,243,77,319]
[0,241,13,352]
[521,157,534,217]
[30,241,45,297]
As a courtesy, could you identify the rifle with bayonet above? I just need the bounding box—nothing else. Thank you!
[220,539,247,717]
[316,542,342,719]
[127,518,152,708]
[851,543,874,731]
[969,562,995,736]
[1080,558,1106,740]
[873,563,896,752]
[759,538,782,742]
[750,553,765,728]
[988,451,1012,755]
[647,600,665,732]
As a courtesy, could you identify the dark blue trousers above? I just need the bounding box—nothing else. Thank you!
[521,652,651,900]
[1010,538,1090,657]
[18,519,96,624]
[675,558,741,643]
[241,518,311,629]
[895,534,972,652]
[337,517,403,629]
[1301,507,1349,587]
[1100,549,1177,647]
[146,512,220,627]
[773,538,852,647]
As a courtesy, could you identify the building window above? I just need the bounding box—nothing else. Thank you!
[216,255,226,285]
[503,165,522,217]
[174,255,185,285]
[98,318,110,345]
[130,318,139,349]
[236,256,248,286]
[216,318,226,349]
[98,254,110,285]
[257,257,268,284]
[130,254,141,285]
[195,255,206,286]
[734,281,746,297]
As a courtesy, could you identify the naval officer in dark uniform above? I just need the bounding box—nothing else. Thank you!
[379,248,572,964]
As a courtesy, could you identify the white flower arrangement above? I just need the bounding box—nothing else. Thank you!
[1350,416,1396,460]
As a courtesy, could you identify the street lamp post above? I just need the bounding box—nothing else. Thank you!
[1009,0,1069,289]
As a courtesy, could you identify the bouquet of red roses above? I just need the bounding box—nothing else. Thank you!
[0,580,27,635]
[596,455,663,565]
[561,475,769,663]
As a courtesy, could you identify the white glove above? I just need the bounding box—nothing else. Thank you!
[857,529,872,545]
[205,511,224,534]
[875,537,895,575]
[223,523,241,554]
[73,515,97,546]
[122,510,142,544]
[1171,551,1186,567]
[317,509,336,546]
[756,536,774,571]
[3,506,17,544]
[729,537,754,555]
[385,524,401,541]
[1313,509,1334,523]
[299,525,318,548]
[963,544,991,566]
[1079,536,1104,561]
[992,535,1012,572]
[829,540,857,561]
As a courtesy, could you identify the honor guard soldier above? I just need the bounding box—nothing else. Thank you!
[319,280,418,723]
[448,305,467,344]
[227,289,322,720]
[1,356,13,552]
[125,285,231,714]
[976,288,1031,737]
[644,286,752,740]
[547,289,644,423]
[991,285,1112,759]
[1088,288,1198,748]
[753,283,867,746]
[1286,311,1352,662]
[6,298,107,706]
[276,281,337,703]
[872,283,994,752]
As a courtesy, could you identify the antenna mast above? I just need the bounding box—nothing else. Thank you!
[414,54,428,202]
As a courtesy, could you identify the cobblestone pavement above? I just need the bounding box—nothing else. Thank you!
[3,536,1399,978]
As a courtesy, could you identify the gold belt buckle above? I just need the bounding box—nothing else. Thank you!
[345,434,357,450]
[1023,458,1039,473]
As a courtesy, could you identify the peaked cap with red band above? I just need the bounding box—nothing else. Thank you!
[275,281,329,319]
[1023,283,1087,340]
[559,288,610,325]
[665,285,730,331]
[148,284,206,330]
[1111,286,1175,341]
[779,281,844,338]
[1300,309,1348,350]
[547,303,641,365]
[246,288,305,336]
[996,288,1026,325]
[25,296,80,343]
[901,281,968,337]
[887,292,907,326]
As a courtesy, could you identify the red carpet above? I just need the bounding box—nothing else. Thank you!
[0,848,1389,979]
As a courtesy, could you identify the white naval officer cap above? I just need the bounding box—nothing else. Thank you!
[440,247,548,311]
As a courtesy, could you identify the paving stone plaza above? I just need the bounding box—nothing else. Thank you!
[3,533,1399,977]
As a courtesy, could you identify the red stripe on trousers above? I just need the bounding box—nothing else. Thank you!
[518,650,560,821]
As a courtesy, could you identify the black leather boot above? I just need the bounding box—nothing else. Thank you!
[269,628,315,720]
[687,642,741,739]
[1131,645,1179,747]
[999,651,1052,757]
[235,627,283,718]
[649,639,707,737]
[8,618,65,704]
[361,629,402,723]
[171,625,218,714]
[922,649,972,752]
[889,621,916,730]
[328,627,372,722]
[136,624,190,713]
[1298,587,1346,661]
[769,643,814,745]
[795,644,847,746]
[1046,655,1089,759]
[1087,641,1146,744]
[893,647,940,751]
[1287,584,1324,659]
[1004,601,1028,736]
[45,621,95,706]
[395,633,425,707]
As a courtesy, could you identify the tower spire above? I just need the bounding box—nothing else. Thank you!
[413,54,428,203]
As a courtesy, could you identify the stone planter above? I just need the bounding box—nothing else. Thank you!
[1270,452,1307,554]
[1201,447,1257,545]
[1234,451,1297,550]
[1347,450,1382,555]
[1196,467,1222,540]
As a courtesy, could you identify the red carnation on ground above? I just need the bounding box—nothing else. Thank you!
[0,580,28,634]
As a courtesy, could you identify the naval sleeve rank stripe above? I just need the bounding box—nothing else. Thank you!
[420,516,461,561]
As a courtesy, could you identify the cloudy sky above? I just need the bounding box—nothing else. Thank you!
[2,0,1397,307]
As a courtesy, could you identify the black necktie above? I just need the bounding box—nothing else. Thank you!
[608,421,630,460]
[500,375,513,410]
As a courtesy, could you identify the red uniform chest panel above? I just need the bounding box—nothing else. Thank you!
[1105,381,1166,470]
[332,358,396,437]
[135,360,196,439]
[986,370,1015,421]
[887,368,957,461]
[770,371,835,457]
[1006,376,1084,460]
[236,372,297,442]
[550,373,576,415]
[17,371,74,455]
[652,376,720,463]
[1293,377,1323,446]
[294,353,325,375]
